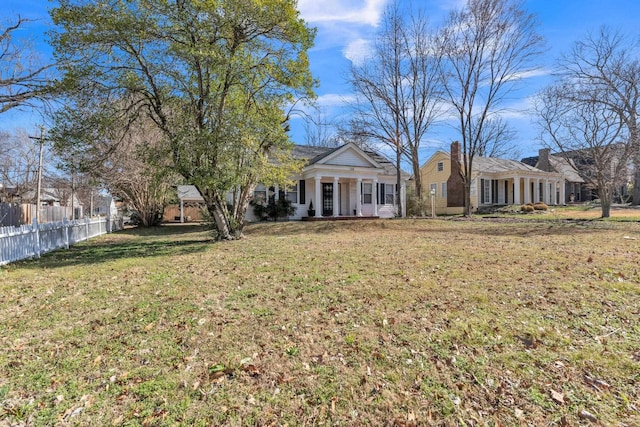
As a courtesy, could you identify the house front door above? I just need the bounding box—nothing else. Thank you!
[322,183,333,216]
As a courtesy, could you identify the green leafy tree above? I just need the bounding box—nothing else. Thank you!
[50,0,315,239]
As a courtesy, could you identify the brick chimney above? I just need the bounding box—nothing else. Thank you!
[447,141,465,207]
[537,148,551,172]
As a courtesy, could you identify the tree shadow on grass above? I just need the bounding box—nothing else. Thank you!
[18,224,213,269]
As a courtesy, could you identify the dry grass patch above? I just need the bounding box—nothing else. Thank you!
[1,220,639,426]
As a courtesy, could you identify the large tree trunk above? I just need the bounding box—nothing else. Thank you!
[633,168,640,206]
[600,183,612,218]
[201,188,242,240]
[464,181,472,217]
[396,150,402,217]
[412,147,422,200]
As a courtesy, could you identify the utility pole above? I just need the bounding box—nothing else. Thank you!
[29,126,46,224]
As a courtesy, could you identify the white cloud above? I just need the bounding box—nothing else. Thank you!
[342,38,373,65]
[316,93,356,107]
[298,0,388,27]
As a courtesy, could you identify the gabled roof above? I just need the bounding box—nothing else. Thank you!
[549,157,584,183]
[177,185,205,202]
[474,156,543,174]
[521,154,584,182]
[293,143,410,178]
[430,151,548,175]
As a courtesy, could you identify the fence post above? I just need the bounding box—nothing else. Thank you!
[107,196,114,233]
[32,217,41,259]
[63,217,70,249]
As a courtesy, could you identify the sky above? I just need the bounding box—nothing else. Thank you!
[3,0,640,167]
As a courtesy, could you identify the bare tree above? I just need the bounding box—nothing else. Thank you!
[437,0,543,215]
[349,2,442,215]
[303,107,340,147]
[52,99,175,227]
[102,122,174,227]
[556,27,640,205]
[0,17,55,114]
[0,129,53,200]
[537,83,633,217]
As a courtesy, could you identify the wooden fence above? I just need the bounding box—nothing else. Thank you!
[0,216,124,266]
[0,203,85,227]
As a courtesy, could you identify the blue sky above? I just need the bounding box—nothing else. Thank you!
[3,0,640,165]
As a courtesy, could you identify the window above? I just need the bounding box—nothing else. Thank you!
[481,179,491,204]
[285,181,298,204]
[441,182,447,198]
[363,183,372,204]
[437,161,444,172]
[384,184,395,204]
[254,184,267,203]
[430,183,437,197]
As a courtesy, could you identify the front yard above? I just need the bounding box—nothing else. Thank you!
[1,219,639,426]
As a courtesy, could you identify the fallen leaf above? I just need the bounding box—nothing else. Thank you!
[550,389,565,404]
[578,409,598,422]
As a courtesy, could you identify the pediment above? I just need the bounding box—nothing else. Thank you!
[316,144,381,169]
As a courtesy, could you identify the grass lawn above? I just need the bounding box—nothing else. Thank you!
[1,218,639,426]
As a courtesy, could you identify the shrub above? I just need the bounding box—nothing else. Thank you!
[533,202,548,211]
[406,195,430,217]
[251,196,295,221]
[520,204,534,213]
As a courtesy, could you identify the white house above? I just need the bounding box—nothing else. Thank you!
[177,142,410,222]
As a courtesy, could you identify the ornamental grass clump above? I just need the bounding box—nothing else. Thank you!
[533,202,549,211]
[520,203,534,213]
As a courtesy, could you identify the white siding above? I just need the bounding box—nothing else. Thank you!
[325,149,372,167]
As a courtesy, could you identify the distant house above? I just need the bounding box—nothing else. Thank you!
[521,149,586,203]
[421,142,565,215]
[522,147,631,203]
[176,142,410,222]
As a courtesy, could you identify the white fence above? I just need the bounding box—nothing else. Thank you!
[0,216,124,266]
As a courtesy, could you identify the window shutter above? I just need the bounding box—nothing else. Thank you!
[380,184,385,203]
[299,180,305,204]
[376,183,379,203]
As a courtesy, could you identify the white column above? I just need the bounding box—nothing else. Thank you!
[314,176,322,218]
[514,176,521,205]
[401,182,406,218]
[356,178,362,216]
[534,178,540,202]
[560,179,566,205]
[274,184,279,200]
[333,177,339,217]
[543,179,549,204]
[372,178,378,216]
[180,199,184,223]
[524,177,530,204]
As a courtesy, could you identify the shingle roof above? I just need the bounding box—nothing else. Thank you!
[292,143,409,177]
[474,156,543,174]
[519,154,584,182]
[291,145,335,164]
[177,185,204,202]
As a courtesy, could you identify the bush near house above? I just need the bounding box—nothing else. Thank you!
[520,203,535,212]
[533,202,549,211]
[251,197,295,221]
